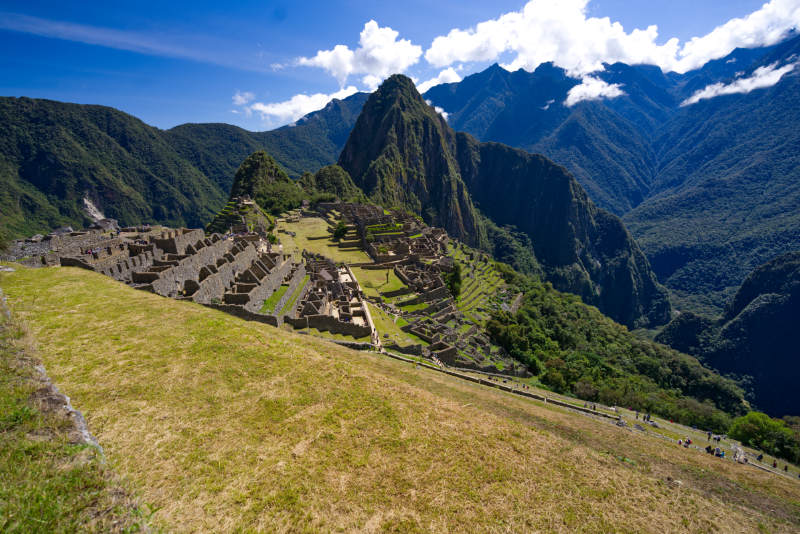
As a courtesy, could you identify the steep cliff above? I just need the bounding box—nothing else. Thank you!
[338,75,487,248]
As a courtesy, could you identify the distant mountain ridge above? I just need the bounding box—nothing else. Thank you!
[340,75,670,328]
[424,33,800,314]
[0,92,367,240]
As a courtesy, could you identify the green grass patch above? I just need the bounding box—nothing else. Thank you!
[1,267,798,532]
[279,275,309,316]
[399,301,428,313]
[260,285,289,314]
[0,313,147,532]
[350,267,407,298]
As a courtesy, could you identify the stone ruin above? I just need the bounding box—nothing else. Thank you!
[25,225,302,327]
[283,252,372,339]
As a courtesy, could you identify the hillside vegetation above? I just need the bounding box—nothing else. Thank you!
[487,267,746,431]
[2,266,799,532]
[656,251,800,417]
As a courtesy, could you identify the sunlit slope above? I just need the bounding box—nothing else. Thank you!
[2,267,799,533]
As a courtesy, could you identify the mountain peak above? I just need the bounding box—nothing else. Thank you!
[338,73,485,246]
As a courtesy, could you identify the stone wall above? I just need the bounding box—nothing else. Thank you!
[145,238,233,296]
[265,265,308,316]
[287,314,372,338]
[190,245,257,304]
[242,256,294,313]
[152,228,205,255]
[204,303,280,326]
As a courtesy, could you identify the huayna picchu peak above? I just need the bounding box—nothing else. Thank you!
[340,74,670,328]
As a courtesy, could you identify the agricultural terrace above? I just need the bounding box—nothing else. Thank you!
[2,266,799,533]
[350,267,407,300]
[449,242,508,324]
[366,302,427,348]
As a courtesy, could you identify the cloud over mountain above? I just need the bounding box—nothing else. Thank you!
[564,76,624,106]
[417,67,462,93]
[681,61,798,106]
[425,0,800,75]
[234,86,358,126]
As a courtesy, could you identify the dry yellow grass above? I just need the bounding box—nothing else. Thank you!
[2,266,799,533]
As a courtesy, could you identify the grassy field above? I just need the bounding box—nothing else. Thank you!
[367,303,426,347]
[351,267,407,299]
[278,217,371,264]
[0,302,147,532]
[2,266,800,532]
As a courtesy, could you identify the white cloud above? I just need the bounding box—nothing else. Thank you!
[232,91,254,106]
[245,86,359,125]
[681,61,797,106]
[423,0,800,76]
[298,20,422,89]
[564,76,624,106]
[416,67,462,93]
[675,0,800,72]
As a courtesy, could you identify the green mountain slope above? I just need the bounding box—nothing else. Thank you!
[425,36,800,317]
[340,75,670,328]
[455,135,670,328]
[489,267,746,430]
[164,92,369,190]
[0,93,367,242]
[338,75,486,248]
[0,97,225,237]
[624,66,800,313]
[297,164,366,202]
[655,252,800,417]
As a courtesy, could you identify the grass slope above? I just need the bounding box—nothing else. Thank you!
[0,303,147,532]
[2,267,799,532]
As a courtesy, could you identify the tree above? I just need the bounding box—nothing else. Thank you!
[445,263,462,298]
[729,412,800,463]
[333,221,348,241]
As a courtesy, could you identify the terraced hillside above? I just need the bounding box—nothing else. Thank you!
[449,242,510,324]
[2,266,799,532]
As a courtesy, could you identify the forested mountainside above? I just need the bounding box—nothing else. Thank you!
[0,97,224,237]
[0,92,367,241]
[656,252,800,417]
[164,92,368,191]
[339,75,670,328]
[424,34,800,316]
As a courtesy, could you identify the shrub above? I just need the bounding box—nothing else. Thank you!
[729,412,800,463]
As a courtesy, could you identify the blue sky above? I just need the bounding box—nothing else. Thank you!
[1,0,796,130]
